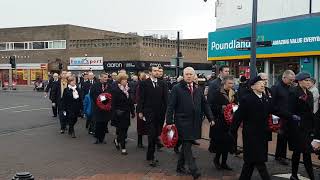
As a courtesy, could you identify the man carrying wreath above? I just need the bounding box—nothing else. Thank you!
[208,75,237,171]
[166,67,215,180]
[90,72,113,144]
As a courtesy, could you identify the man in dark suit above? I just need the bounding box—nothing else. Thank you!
[156,66,168,150]
[82,72,96,131]
[45,73,59,117]
[166,67,215,180]
[90,72,113,144]
[137,66,167,167]
[50,71,69,133]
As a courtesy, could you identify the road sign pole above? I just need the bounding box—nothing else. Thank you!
[176,31,180,78]
[250,0,258,78]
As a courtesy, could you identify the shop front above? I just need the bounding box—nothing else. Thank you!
[0,63,48,86]
[208,14,320,85]
[67,57,104,75]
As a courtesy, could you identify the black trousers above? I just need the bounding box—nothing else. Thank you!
[275,132,288,159]
[215,152,228,165]
[147,122,159,161]
[68,116,78,134]
[239,162,270,180]
[292,151,315,180]
[58,105,67,130]
[52,104,58,117]
[116,127,129,149]
[95,121,107,142]
[177,140,198,173]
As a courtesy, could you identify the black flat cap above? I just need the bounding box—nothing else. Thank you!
[249,76,263,86]
[295,72,311,81]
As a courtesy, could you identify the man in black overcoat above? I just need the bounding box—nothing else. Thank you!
[208,65,230,102]
[90,72,113,144]
[271,70,295,165]
[166,67,215,180]
[45,73,59,117]
[231,76,295,180]
[137,66,167,167]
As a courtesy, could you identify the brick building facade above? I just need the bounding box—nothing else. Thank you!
[0,24,210,85]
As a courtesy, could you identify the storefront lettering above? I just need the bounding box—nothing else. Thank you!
[106,63,122,68]
[211,40,251,51]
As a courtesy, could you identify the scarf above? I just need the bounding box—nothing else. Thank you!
[118,84,129,98]
[68,85,79,99]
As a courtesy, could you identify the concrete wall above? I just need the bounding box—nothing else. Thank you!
[216,0,320,28]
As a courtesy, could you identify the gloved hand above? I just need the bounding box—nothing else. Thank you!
[292,115,301,121]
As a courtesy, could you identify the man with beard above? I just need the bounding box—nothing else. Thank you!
[90,73,113,144]
[137,66,167,167]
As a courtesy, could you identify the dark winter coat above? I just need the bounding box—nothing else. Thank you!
[209,87,236,153]
[111,85,135,128]
[207,77,222,108]
[135,81,148,135]
[166,80,214,141]
[287,86,315,153]
[231,91,278,163]
[271,80,293,131]
[90,82,113,122]
[61,86,82,119]
[82,80,95,96]
[50,80,68,106]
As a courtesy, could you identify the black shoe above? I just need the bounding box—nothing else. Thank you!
[214,158,221,170]
[176,167,188,174]
[192,172,201,180]
[174,147,180,154]
[290,175,300,180]
[114,139,120,150]
[235,149,242,155]
[221,164,233,171]
[71,132,76,138]
[275,157,289,165]
[121,149,128,155]
[93,140,100,144]
[100,140,107,144]
[191,140,200,146]
[52,115,57,117]
[60,130,65,134]
[149,159,159,167]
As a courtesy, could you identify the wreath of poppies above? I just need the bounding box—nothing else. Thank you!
[96,93,112,111]
[223,103,238,125]
[267,114,281,132]
[161,125,179,148]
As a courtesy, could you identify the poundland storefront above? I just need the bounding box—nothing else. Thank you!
[208,14,320,85]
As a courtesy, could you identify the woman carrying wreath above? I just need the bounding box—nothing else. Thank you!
[208,75,237,171]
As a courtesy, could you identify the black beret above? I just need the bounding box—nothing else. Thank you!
[295,72,311,81]
[249,76,263,86]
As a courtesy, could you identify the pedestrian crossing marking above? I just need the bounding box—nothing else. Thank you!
[273,173,310,180]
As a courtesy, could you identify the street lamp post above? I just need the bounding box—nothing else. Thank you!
[309,0,312,14]
[176,31,181,78]
[250,0,258,78]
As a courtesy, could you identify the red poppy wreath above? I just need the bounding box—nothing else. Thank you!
[161,124,179,148]
[96,93,112,111]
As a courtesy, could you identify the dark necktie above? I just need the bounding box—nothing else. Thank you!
[153,81,157,88]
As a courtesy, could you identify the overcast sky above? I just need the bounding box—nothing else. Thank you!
[1,0,216,39]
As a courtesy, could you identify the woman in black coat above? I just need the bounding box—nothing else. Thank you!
[287,72,316,180]
[209,76,236,170]
[111,73,135,155]
[62,76,82,138]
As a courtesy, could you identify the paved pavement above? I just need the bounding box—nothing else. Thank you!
[0,91,319,180]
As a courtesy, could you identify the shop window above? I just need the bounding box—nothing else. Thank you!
[0,43,5,50]
[32,42,45,49]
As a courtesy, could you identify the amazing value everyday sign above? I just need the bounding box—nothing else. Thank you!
[208,15,320,61]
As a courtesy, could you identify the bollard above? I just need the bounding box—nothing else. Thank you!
[12,172,34,180]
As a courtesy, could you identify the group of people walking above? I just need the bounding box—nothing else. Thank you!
[45,65,320,180]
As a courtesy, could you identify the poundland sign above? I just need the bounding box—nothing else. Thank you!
[208,15,320,61]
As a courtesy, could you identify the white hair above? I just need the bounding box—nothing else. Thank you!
[183,67,195,75]
[258,73,268,78]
